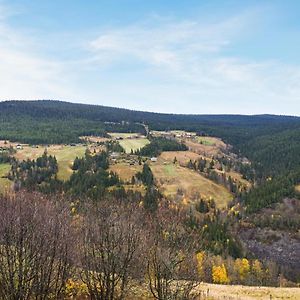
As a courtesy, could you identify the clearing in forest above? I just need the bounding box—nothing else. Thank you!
[110,162,143,182]
[184,139,226,157]
[14,145,86,181]
[160,151,201,166]
[0,163,11,192]
[119,138,150,154]
[108,133,150,153]
[150,161,233,208]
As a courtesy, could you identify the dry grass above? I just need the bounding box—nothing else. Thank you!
[295,184,300,193]
[227,171,252,189]
[108,132,145,139]
[80,136,110,143]
[160,151,201,166]
[185,139,225,157]
[150,160,233,208]
[0,140,20,148]
[195,283,300,299]
[110,162,143,182]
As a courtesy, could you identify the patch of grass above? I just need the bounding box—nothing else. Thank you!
[0,163,11,192]
[119,138,150,154]
[48,146,86,181]
[14,145,86,181]
[295,184,300,193]
[108,132,142,139]
[196,283,300,300]
[196,136,216,146]
[164,164,176,176]
[160,151,201,166]
[151,162,232,208]
[110,162,142,182]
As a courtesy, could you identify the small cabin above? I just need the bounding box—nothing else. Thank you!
[150,157,157,162]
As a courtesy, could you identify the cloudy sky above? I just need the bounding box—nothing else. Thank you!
[0,0,300,115]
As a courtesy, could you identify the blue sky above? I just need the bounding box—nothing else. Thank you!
[0,0,300,115]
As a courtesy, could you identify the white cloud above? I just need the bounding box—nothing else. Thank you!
[87,13,300,115]
[0,1,299,115]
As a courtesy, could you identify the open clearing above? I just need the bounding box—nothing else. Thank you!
[107,133,150,153]
[150,161,233,208]
[295,184,300,193]
[185,139,226,157]
[195,136,222,146]
[160,151,201,166]
[110,162,142,182]
[108,132,144,139]
[0,163,11,192]
[80,136,110,143]
[195,283,300,300]
[14,145,86,181]
[119,138,150,153]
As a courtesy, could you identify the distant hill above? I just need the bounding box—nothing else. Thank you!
[1,100,300,185]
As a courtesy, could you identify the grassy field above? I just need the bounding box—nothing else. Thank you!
[195,136,218,146]
[0,163,11,192]
[185,139,225,157]
[151,161,233,208]
[110,162,143,182]
[80,136,110,143]
[119,138,150,154]
[160,151,201,166]
[108,133,143,139]
[107,132,150,153]
[195,283,300,299]
[295,184,300,193]
[14,145,86,181]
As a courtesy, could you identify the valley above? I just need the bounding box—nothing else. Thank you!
[0,100,299,299]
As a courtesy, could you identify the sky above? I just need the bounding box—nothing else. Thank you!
[0,0,300,115]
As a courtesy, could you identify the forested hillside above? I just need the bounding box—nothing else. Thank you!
[1,100,300,179]
[1,100,300,210]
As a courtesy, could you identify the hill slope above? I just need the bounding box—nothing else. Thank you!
[1,100,300,179]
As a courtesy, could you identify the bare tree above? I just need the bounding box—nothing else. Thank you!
[146,206,199,300]
[80,201,141,300]
[0,192,74,300]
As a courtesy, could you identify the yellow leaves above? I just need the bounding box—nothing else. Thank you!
[162,230,170,240]
[65,279,88,298]
[182,197,188,205]
[212,264,230,284]
[196,251,206,279]
[234,258,250,281]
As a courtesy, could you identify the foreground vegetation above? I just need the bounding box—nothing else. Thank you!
[1,191,296,300]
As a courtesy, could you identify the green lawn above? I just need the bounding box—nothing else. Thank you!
[15,145,86,181]
[47,146,86,181]
[119,138,150,154]
[164,164,176,176]
[195,136,215,146]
